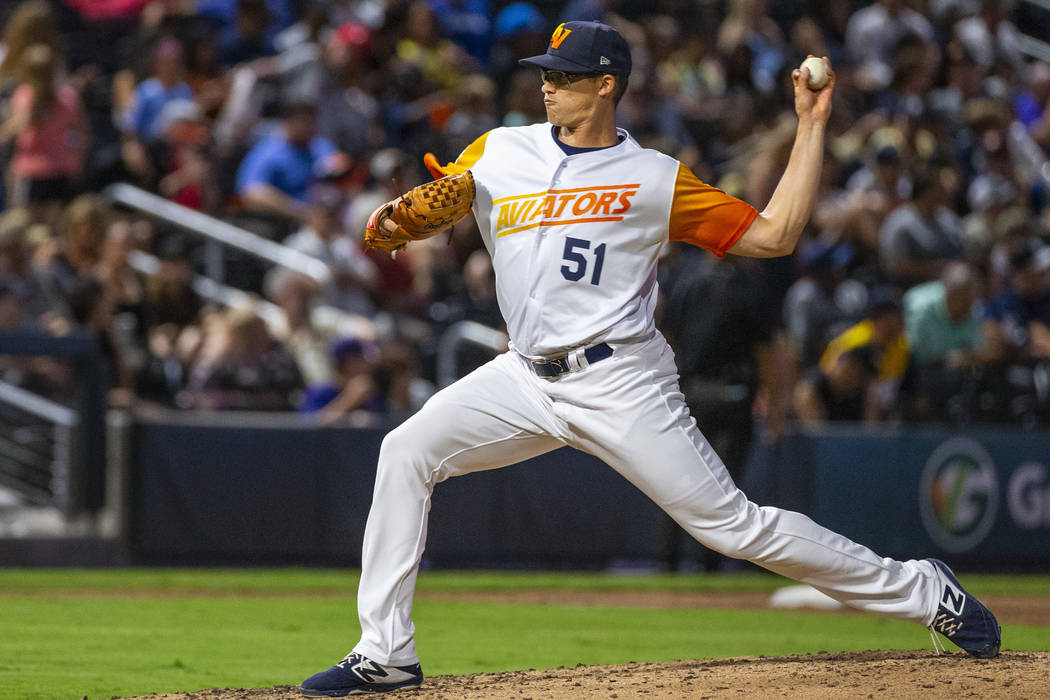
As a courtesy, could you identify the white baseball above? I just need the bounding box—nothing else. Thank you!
[801,56,828,90]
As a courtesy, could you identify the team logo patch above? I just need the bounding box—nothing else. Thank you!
[492,184,639,237]
[919,438,999,553]
[550,23,572,49]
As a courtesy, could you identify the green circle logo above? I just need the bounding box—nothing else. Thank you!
[919,438,999,552]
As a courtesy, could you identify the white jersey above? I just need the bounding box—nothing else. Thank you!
[448,122,757,357]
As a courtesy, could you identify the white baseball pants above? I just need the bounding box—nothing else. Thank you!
[353,333,941,666]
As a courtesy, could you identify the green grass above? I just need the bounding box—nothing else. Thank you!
[2,567,1046,596]
[0,568,1047,700]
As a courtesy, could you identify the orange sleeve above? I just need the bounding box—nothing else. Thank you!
[668,162,757,257]
[423,130,491,178]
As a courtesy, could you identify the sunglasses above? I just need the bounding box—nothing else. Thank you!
[540,69,602,88]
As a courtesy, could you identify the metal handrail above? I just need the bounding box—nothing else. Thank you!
[0,380,77,426]
[104,183,332,284]
[436,321,508,388]
[127,250,286,329]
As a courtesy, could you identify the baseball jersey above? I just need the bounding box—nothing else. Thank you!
[448,122,757,357]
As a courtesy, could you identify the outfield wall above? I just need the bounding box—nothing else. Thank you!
[130,414,1050,570]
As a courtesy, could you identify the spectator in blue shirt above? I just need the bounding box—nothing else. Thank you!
[119,38,194,183]
[984,238,1050,364]
[121,39,194,142]
[235,101,339,222]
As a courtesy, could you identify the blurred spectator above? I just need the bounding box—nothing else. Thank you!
[220,0,278,67]
[137,321,187,405]
[181,307,302,410]
[25,194,107,319]
[316,22,383,157]
[717,0,786,96]
[119,37,193,181]
[301,336,383,422]
[0,44,89,227]
[846,144,910,204]
[952,0,1024,76]
[183,24,228,117]
[905,261,985,368]
[281,183,377,316]
[144,236,201,328]
[120,37,193,142]
[0,209,32,285]
[783,240,863,369]
[67,274,131,394]
[845,0,934,92]
[901,261,989,421]
[1015,62,1050,150]
[819,295,909,420]
[490,2,547,89]
[983,238,1050,363]
[267,268,333,388]
[96,219,148,350]
[197,0,295,51]
[430,0,492,63]
[0,275,27,331]
[0,2,64,92]
[442,74,499,160]
[235,101,338,222]
[878,167,964,287]
[395,1,472,91]
[154,99,217,211]
[794,346,880,426]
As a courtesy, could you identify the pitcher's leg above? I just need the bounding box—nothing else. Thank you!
[566,341,939,625]
[354,354,562,665]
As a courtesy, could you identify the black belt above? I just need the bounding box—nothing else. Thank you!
[530,342,613,378]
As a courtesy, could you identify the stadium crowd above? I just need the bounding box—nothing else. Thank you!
[1,0,1050,432]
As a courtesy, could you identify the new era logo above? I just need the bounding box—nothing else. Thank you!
[599,56,611,65]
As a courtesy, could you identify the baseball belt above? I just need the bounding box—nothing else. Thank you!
[530,342,613,379]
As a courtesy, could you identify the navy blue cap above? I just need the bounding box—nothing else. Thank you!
[519,20,631,76]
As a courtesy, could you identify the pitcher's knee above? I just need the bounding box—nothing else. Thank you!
[690,500,769,560]
[376,427,429,481]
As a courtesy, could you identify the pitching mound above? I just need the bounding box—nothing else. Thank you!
[124,650,1046,699]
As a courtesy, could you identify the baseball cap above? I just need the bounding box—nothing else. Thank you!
[519,20,631,76]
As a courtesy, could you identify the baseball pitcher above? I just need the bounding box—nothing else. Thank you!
[301,20,1000,697]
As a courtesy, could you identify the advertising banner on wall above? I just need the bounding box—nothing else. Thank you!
[760,429,1050,567]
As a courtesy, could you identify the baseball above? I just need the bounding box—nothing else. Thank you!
[801,56,829,90]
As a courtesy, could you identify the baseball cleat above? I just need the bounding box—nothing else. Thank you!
[300,652,423,696]
[926,558,1001,658]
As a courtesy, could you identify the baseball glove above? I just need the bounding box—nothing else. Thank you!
[364,171,476,255]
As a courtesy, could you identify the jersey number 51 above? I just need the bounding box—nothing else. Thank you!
[561,237,606,286]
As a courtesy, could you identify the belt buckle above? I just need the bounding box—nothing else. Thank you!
[532,354,570,378]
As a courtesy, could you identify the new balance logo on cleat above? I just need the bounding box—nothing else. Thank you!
[301,652,423,696]
[940,582,965,616]
[926,559,1001,659]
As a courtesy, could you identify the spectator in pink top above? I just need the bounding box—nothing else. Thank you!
[0,44,88,228]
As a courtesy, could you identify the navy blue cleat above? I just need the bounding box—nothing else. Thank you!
[300,652,423,696]
[927,559,1001,658]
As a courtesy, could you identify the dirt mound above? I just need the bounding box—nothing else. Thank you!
[122,650,1047,699]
